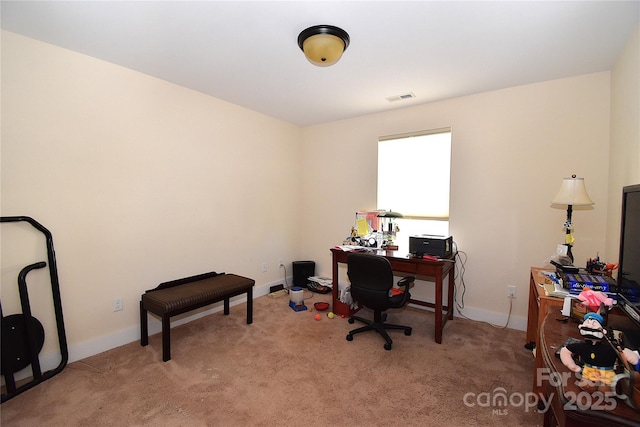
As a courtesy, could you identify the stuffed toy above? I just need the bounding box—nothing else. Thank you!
[577,289,614,312]
[560,310,640,403]
[560,312,619,388]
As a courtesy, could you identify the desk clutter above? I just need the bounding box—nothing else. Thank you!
[268,283,339,320]
[539,249,640,327]
[343,211,454,260]
[540,259,619,296]
[292,261,332,294]
[345,210,403,250]
[266,260,334,315]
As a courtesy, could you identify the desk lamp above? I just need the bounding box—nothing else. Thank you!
[551,175,594,262]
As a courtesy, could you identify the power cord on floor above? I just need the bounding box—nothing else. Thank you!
[281,264,289,289]
[452,244,513,329]
[456,297,513,329]
[267,289,288,298]
[453,246,467,314]
[267,264,292,299]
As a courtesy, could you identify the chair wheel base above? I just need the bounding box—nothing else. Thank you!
[384,342,392,350]
[405,328,412,336]
[346,334,353,341]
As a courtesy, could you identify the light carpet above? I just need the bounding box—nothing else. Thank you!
[1,291,543,426]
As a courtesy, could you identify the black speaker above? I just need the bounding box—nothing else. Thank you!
[292,261,315,288]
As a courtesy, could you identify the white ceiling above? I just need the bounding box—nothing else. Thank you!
[2,1,638,127]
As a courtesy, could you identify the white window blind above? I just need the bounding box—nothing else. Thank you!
[377,128,452,219]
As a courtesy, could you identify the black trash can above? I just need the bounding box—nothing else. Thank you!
[292,261,315,288]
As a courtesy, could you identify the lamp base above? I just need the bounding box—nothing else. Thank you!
[564,244,574,263]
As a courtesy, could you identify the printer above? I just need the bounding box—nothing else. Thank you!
[409,235,453,258]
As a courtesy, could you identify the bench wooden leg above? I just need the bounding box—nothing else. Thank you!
[247,288,253,324]
[162,314,171,362]
[224,298,230,315]
[140,301,148,347]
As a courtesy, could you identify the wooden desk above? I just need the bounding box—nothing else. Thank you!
[538,312,640,427]
[330,248,455,344]
[527,266,565,395]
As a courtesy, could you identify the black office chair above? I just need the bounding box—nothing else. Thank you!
[345,253,414,350]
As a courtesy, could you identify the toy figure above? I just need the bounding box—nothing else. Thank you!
[560,310,640,398]
[560,312,618,387]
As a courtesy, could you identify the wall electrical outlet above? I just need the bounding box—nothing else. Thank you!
[113,297,123,312]
[261,262,267,272]
[507,285,517,299]
[278,259,284,268]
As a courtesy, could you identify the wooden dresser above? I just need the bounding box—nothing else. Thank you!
[527,266,565,395]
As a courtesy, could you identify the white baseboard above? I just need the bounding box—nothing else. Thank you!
[408,302,527,331]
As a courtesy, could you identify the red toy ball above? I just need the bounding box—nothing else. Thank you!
[314,314,321,321]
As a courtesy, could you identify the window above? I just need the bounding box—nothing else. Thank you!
[377,128,451,237]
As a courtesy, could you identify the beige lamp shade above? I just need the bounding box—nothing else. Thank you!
[298,25,350,67]
[551,175,594,206]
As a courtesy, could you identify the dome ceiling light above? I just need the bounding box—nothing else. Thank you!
[297,25,350,67]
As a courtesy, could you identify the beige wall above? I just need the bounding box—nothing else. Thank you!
[1,24,638,365]
[1,31,302,362]
[300,73,612,329]
[606,26,640,260]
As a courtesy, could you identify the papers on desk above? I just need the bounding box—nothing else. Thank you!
[356,218,370,236]
[333,245,371,252]
[542,282,576,298]
[542,283,576,317]
[537,270,573,298]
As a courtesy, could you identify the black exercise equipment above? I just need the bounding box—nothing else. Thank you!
[1,216,68,403]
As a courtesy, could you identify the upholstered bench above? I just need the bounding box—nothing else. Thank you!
[140,271,255,361]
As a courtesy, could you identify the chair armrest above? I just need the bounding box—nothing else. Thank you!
[391,276,414,306]
[397,276,415,289]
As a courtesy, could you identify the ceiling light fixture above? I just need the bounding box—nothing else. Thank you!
[297,25,350,67]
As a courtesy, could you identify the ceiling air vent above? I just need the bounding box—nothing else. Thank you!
[386,92,416,102]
